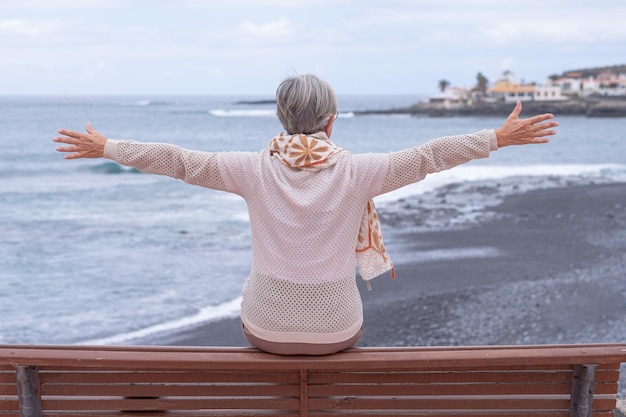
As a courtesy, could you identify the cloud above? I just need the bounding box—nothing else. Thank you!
[0,0,623,95]
[0,0,122,8]
[182,0,346,7]
[498,58,516,75]
[236,17,292,38]
[0,18,61,36]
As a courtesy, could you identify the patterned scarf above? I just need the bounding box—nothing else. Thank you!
[269,132,394,289]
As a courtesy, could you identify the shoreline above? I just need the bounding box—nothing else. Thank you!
[135,182,626,396]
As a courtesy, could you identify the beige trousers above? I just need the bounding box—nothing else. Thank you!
[241,323,362,356]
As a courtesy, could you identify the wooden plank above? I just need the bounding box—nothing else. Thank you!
[0,383,18,395]
[310,383,574,396]
[36,367,617,386]
[592,393,622,409]
[38,370,299,384]
[0,372,16,383]
[309,396,619,413]
[40,397,300,411]
[22,359,625,375]
[593,382,619,395]
[40,412,300,417]
[2,344,625,371]
[309,396,620,414]
[41,383,300,397]
[309,396,574,411]
[309,370,574,384]
[41,412,300,417]
[594,368,621,383]
[5,342,623,354]
[0,399,20,411]
[311,412,576,417]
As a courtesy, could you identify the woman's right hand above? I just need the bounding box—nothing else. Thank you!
[54,122,107,159]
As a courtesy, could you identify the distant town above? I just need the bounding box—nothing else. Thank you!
[359,64,626,117]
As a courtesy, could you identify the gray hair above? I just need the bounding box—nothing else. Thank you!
[276,74,338,135]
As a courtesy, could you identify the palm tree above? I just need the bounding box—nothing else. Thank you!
[549,74,560,85]
[476,72,489,95]
[438,79,450,93]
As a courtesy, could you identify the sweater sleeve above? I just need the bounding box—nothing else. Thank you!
[380,129,497,194]
[103,139,229,191]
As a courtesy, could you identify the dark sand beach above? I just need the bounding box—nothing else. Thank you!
[144,182,626,398]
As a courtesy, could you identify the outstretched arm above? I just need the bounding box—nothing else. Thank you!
[53,123,247,193]
[378,101,559,195]
[54,123,107,159]
[495,100,558,147]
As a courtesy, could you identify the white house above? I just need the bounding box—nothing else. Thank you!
[428,86,468,109]
[533,84,567,101]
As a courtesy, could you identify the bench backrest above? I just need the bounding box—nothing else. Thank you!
[1,343,625,417]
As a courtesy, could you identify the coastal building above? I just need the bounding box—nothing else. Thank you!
[533,84,568,101]
[488,79,535,102]
[428,86,468,109]
[486,71,567,102]
[428,65,625,106]
[557,65,626,97]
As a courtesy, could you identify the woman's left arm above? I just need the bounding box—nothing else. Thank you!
[54,123,107,159]
[379,101,558,195]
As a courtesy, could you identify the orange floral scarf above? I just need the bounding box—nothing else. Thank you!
[269,132,394,289]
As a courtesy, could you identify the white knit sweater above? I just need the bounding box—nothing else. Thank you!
[104,129,497,344]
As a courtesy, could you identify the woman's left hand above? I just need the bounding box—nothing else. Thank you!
[54,122,107,159]
[495,101,558,147]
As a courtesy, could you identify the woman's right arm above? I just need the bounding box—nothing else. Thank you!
[54,123,228,191]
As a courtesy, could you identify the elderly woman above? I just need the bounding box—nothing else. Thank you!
[54,74,557,355]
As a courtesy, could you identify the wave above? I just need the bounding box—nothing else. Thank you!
[208,109,355,118]
[209,109,276,117]
[78,297,242,346]
[376,163,626,205]
[88,162,141,175]
[135,100,172,106]
[376,163,626,232]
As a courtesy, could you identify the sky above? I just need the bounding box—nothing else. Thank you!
[1,0,625,96]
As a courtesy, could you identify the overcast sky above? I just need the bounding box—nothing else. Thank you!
[2,0,625,96]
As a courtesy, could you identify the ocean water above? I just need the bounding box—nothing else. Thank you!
[1,95,625,346]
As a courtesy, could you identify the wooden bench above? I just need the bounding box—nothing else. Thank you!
[1,343,625,417]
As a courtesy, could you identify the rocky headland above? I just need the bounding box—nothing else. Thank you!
[353,97,626,117]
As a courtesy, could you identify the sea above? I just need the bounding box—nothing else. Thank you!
[1,95,625,346]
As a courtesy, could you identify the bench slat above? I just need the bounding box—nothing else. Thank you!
[310,383,574,396]
[0,400,19,411]
[41,412,300,417]
[309,370,575,384]
[308,396,618,412]
[0,373,15,382]
[41,383,300,397]
[309,396,572,410]
[0,383,17,395]
[310,412,610,417]
[38,370,299,384]
[41,397,300,411]
[35,366,620,385]
[2,344,625,371]
[309,368,620,384]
